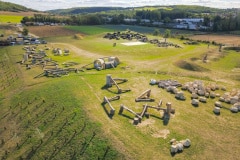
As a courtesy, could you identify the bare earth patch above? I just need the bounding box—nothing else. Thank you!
[137,119,170,139]
[190,34,240,46]
[152,129,170,139]
[27,26,80,38]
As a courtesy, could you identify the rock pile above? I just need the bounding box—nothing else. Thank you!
[170,138,191,154]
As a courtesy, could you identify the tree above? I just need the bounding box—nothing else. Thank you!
[153,28,160,36]
[22,28,28,36]
[163,17,171,23]
[164,29,171,38]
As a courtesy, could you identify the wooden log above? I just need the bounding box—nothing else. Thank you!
[112,78,128,83]
[166,102,172,115]
[119,104,142,120]
[146,105,165,111]
[106,95,120,102]
[137,89,151,99]
[103,96,115,115]
[135,98,155,102]
[140,104,148,118]
[106,74,113,87]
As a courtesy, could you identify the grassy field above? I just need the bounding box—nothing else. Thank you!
[0,15,23,23]
[1,24,240,160]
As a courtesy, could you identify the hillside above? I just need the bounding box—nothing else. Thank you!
[0,1,37,12]
[47,5,225,15]
[48,7,126,15]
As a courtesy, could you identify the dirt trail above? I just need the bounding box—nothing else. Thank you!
[51,43,105,59]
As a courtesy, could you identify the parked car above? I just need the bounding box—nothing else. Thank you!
[41,40,47,44]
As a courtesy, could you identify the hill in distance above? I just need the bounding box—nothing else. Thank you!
[0,1,37,12]
[47,5,226,15]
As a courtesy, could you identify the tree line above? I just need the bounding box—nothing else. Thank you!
[21,7,240,32]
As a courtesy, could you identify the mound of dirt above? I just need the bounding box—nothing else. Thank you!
[174,60,209,72]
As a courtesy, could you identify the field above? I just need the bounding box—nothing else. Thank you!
[0,15,23,23]
[27,26,80,38]
[0,24,240,160]
[190,34,240,46]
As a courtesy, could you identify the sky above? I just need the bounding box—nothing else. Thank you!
[2,0,240,11]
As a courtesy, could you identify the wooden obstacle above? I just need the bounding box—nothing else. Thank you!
[106,74,131,94]
[145,101,175,119]
[102,96,120,116]
[135,89,155,102]
[119,104,142,124]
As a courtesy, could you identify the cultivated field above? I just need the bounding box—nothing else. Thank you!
[0,24,240,160]
[190,34,240,46]
[27,26,80,38]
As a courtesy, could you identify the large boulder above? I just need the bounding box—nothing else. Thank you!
[230,96,239,104]
[213,107,220,114]
[191,93,198,99]
[191,99,199,106]
[234,102,240,111]
[175,91,186,100]
[183,139,191,147]
[215,101,222,108]
[197,89,205,96]
[170,145,178,153]
[230,107,238,113]
[210,92,216,98]
[199,97,207,103]
[176,143,184,151]
[150,79,157,85]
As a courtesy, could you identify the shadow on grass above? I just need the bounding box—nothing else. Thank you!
[101,102,114,119]
[150,114,169,126]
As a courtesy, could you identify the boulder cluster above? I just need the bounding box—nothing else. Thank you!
[170,138,191,154]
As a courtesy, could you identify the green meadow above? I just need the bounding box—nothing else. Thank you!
[0,24,240,160]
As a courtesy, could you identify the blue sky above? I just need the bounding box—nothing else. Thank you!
[2,0,240,11]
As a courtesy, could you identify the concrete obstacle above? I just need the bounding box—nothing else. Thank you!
[135,89,155,102]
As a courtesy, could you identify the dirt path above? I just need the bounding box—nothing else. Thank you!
[51,43,105,59]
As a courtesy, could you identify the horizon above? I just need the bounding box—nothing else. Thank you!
[2,0,240,11]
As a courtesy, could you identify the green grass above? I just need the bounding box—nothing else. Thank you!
[0,14,23,23]
[64,25,115,35]
[0,46,123,160]
[65,24,201,36]
[1,24,240,160]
